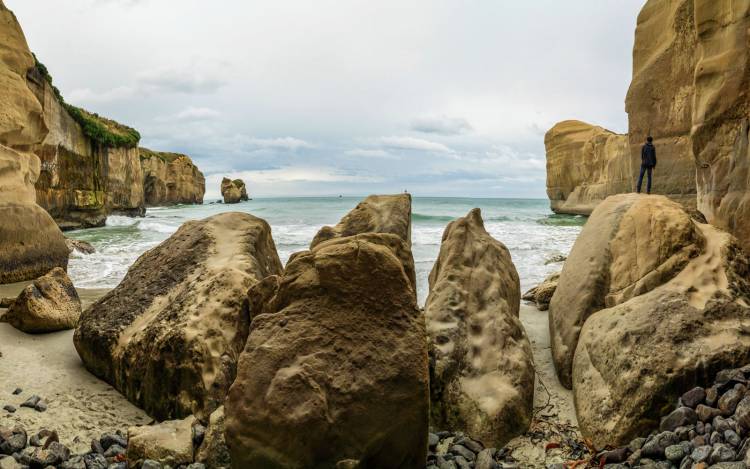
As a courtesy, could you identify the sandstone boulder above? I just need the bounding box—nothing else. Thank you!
[545,120,631,215]
[625,0,698,211]
[522,271,560,311]
[140,148,205,206]
[564,196,750,447]
[65,238,95,255]
[4,267,81,333]
[426,208,534,447]
[220,177,248,204]
[549,194,700,388]
[225,196,428,468]
[196,406,230,469]
[127,417,195,467]
[0,2,68,283]
[74,212,283,420]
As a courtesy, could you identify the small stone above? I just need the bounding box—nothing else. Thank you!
[709,443,736,464]
[735,395,750,429]
[99,433,127,451]
[678,458,693,469]
[192,424,206,448]
[0,427,27,455]
[453,455,471,469]
[90,439,104,454]
[692,445,712,463]
[429,433,440,449]
[59,455,86,469]
[186,464,207,469]
[1,406,14,414]
[697,421,706,434]
[697,405,722,422]
[676,425,693,440]
[599,447,630,463]
[34,400,47,412]
[707,462,747,469]
[665,444,685,461]
[682,387,708,408]
[141,460,162,469]
[662,407,699,432]
[718,385,746,416]
[449,445,475,462]
[713,416,733,433]
[19,395,40,409]
[724,429,741,447]
[475,449,497,469]
[0,456,21,469]
[82,453,108,469]
[10,389,21,396]
[706,423,714,434]
[710,431,723,445]
[641,431,680,458]
[706,386,719,407]
[456,437,483,454]
[103,444,125,458]
[629,437,646,452]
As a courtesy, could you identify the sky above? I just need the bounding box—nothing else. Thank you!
[9,0,645,199]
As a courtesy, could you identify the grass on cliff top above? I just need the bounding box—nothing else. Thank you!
[139,147,190,164]
[33,54,141,149]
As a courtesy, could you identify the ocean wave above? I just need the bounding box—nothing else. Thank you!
[536,214,587,227]
[137,220,178,234]
[105,215,139,227]
[412,213,456,222]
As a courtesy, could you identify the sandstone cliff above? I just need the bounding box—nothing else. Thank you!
[624,0,698,211]
[545,120,631,215]
[140,148,205,206]
[0,0,68,283]
[27,63,144,229]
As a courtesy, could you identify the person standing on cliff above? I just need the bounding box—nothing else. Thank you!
[637,136,657,194]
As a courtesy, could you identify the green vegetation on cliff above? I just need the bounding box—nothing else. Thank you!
[33,54,141,149]
[139,147,190,164]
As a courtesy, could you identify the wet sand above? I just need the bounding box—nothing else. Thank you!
[0,282,150,453]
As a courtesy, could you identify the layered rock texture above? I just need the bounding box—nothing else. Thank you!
[624,0,698,210]
[425,208,534,448]
[74,212,283,420]
[225,194,429,469]
[522,271,560,311]
[545,120,631,215]
[140,148,205,206]
[0,0,68,283]
[27,64,145,229]
[692,0,750,253]
[547,194,750,447]
[220,178,248,204]
[4,267,81,333]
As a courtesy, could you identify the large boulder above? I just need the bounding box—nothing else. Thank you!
[74,212,283,420]
[425,208,534,447]
[549,194,700,388]
[0,1,68,283]
[625,0,698,210]
[692,0,750,253]
[140,148,205,206]
[568,196,750,447]
[4,267,81,333]
[220,177,248,204]
[225,195,428,469]
[545,120,631,215]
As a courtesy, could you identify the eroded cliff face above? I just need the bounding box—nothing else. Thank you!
[140,148,205,206]
[0,0,68,283]
[625,0,698,211]
[545,120,631,215]
[27,75,144,229]
[691,0,750,252]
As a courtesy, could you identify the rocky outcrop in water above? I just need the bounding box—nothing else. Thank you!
[426,208,534,448]
[4,267,81,333]
[140,148,205,206]
[225,194,428,469]
[220,177,248,204]
[0,0,68,284]
[522,271,559,311]
[545,120,631,215]
[74,212,283,421]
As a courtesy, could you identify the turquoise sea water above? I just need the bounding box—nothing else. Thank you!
[66,197,585,304]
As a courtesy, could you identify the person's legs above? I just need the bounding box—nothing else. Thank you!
[646,167,653,194]
[637,165,646,193]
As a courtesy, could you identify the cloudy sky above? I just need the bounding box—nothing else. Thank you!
[9,0,644,199]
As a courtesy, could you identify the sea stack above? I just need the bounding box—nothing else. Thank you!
[221,177,249,204]
[140,148,205,206]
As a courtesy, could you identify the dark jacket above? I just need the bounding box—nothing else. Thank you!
[641,142,657,168]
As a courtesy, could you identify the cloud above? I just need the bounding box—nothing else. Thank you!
[379,136,452,153]
[66,65,227,105]
[244,137,314,151]
[410,116,472,135]
[344,149,394,158]
[154,106,221,123]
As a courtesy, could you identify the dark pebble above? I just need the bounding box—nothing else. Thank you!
[99,434,127,451]
[90,439,104,455]
[2,406,15,414]
[449,444,475,462]
[681,387,707,408]
[82,453,107,469]
[19,395,40,409]
[11,389,21,396]
[141,460,162,469]
[428,433,439,448]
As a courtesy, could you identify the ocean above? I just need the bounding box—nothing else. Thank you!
[65,197,585,304]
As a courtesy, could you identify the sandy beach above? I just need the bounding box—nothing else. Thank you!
[0,283,150,454]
